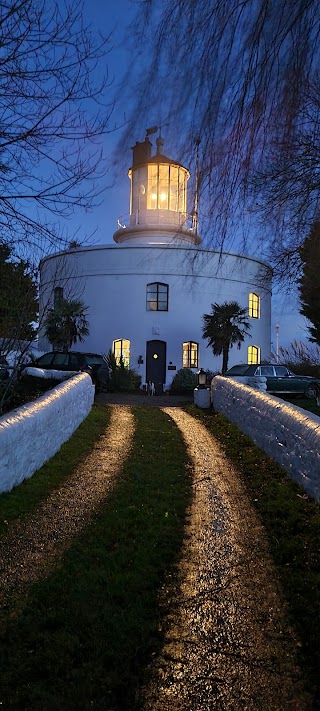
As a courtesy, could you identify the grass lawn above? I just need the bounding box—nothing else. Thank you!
[188,404,320,705]
[0,407,192,711]
[2,399,320,708]
[0,404,111,538]
[276,393,320,416]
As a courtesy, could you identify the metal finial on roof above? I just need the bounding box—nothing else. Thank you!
[156,136,164,154]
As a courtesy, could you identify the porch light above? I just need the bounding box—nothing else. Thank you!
[197,368,206,389]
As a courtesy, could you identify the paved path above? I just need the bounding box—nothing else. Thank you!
[0,401,311,708]
[0,406,134,607]
[95,392,194,408]
[141,407,309,709]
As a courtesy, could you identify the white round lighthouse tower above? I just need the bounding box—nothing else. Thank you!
[113,133,200,246]
[39,130,272,392]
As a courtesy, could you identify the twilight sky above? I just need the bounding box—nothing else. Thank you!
[62,0,309,351]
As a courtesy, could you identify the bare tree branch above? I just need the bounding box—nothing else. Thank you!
[121,0,320,280]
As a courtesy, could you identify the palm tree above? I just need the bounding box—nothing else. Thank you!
[202,301,251,373]
[45,299,90,352]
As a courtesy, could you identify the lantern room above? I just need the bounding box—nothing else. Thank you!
[113,130,200,245]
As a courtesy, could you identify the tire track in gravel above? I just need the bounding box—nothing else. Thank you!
[141,407,311,710]
[0,405,134,608]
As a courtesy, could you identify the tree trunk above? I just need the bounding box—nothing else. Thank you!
[222,347,229,374]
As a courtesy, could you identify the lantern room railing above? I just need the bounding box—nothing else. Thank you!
[117,211,198,232]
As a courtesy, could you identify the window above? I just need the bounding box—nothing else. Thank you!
[113,339,130,367]
[69,354,80,368]
[274,366,289,376]
[183,341,199,368]
[54,286,64,308]
[248,345,260,364]
[52,353,69,367]
[259,365,275,376]
[147,164,187,213]
[249,292,260,318]
[146,283,168,311]
[37,353,54,366]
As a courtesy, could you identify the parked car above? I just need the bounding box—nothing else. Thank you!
[225,363,320,399]
[19,351,107,386]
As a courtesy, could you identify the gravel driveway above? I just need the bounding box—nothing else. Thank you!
[141,407,310,710]
[0,401,311,708]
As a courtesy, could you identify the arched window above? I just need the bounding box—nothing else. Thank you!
[248,345,260,364]
[249,292,260,318]
[113,339,130,367]
[146,282,169,311]
[183,341,199,368]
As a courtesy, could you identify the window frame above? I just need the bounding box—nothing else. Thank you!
[248,292,260,319]
[248,345,261,365]
[182,341,199,368]
[147,164,187,213]
[146,282,169,312]
[113,338,130,367]
[54,286,64,308]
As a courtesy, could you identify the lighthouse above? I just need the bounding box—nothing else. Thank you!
[114,131,200,246]
[39,130,272,392]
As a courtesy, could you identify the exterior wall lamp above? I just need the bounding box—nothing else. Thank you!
[197,368,206,389]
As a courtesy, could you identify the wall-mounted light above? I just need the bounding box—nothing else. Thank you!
[138,355,143,365]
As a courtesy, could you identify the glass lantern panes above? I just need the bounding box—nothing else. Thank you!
[147,164,187,212]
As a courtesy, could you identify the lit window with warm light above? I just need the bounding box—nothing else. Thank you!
[183,341,199,368]
[147,164,187,212]
[249,292,260,318]
[146,283,168,311]
[248,345,260,364]
[113,339,130,367]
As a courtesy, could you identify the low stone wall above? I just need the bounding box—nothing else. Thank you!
[0,373,95,494]
[211,376,320,502]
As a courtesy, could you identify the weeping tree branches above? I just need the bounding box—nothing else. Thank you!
[0,0,114,258]
[124,0,320,279]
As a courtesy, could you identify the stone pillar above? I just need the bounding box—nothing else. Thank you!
[194,387,211,408]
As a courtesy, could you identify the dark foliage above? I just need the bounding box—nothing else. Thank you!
[298,222,320,344]
[0,244,38,343]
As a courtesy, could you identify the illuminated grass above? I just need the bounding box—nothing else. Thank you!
[0,407,192,711]
[189,404,320,704]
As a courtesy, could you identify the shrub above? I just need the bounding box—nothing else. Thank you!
[170,368,198,393]
[278,341,320,378]
[0,377,57,414]
[108,361,141,392]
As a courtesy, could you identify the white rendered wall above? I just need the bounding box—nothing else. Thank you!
[0,373,94,494]
[211,376,320,502]
[39,244,272,386]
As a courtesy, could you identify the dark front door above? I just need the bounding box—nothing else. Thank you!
[146,340,166,395]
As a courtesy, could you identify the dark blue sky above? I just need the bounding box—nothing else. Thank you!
[68,0,307,350]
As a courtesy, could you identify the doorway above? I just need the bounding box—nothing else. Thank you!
[146,340,167,395]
